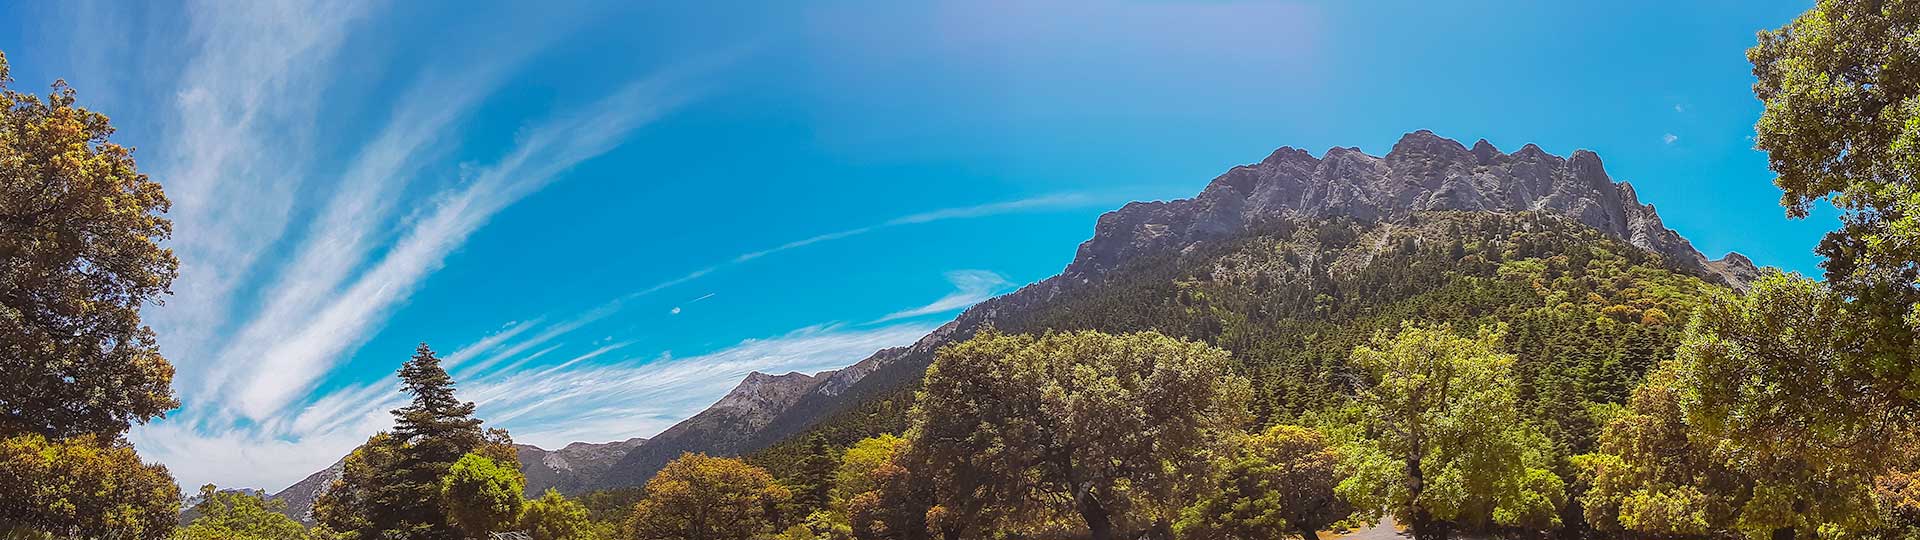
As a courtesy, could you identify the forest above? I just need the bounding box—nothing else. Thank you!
[5,1,1920,539]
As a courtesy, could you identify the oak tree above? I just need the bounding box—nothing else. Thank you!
[1337,324,1563,540]
[907,329,1252,540]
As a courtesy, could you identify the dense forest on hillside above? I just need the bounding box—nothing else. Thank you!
[753,211,1710,476]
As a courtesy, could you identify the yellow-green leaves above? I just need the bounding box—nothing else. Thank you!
[1,48,179,440]
[440,453,526,537]
[1338,324,1564,539]
[627,453,789,540]
[907,329,1251,540]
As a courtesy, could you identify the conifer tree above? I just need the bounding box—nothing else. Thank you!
[317,343,516,540]
[791,434,840,519]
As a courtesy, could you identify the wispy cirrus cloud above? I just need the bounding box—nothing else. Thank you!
[871,270,1010,323]
[222,72,702,420]
[466,322,935,449]
[150,0,376,386]
[451,194,1097,376]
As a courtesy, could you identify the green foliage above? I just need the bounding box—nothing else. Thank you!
[174,484,332,540]
[752,212,1709,538]
[315,344,518,540]
[907,329,1252,540]
[1176,425,1354,540]
[0,50,181,441]
[520,489,603,540]
[787,435,840,520]
[1749,0,1920,329]
[1336,324,1564,540]
[627,453,790,540]
[575,487,646,524]
[0,433,180,540]
[834,435,923,540]
[441,453,526,537]
[1579,273,1896,539]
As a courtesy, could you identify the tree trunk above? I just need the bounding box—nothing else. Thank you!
[1772,527,1795,540]
[1298,526,1322,540]
[1075,485,1115,540]
[1410,507,1450,540]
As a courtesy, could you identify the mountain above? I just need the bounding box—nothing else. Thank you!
[583,130,1759,489]
[271,437,646,524]
[267,457,343,525]
[589,370,834,489]
[517,437,648,497]
[1061,130,1755,289]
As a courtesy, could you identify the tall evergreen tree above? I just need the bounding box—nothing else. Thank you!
[395,344,485,458]
[317,344,515,540]
[791,434,840,518]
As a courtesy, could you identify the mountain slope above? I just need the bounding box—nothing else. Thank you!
[587,130,1758,489]
[588,371,834,490]
[517,437,648,497]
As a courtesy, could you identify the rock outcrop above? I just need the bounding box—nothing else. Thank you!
[517,437,648,497]
[1066,130,1756,289]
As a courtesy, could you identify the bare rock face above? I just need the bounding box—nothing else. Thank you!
[1067,130,1756,289]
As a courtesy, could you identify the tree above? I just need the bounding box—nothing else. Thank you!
[1177,425,1355,540]
[1751,0,1920,306]
[1336,324,1563,540]
[442,452,527,537]
[395,343,488,465]
[520,488,602,540]
[627,453,790,540]
[791,434,840,519]
[0,50,180,441]
[826,434,917,540]
[176,484,330,540]
[906,329,1252,540]
[315,344,517,540]
[0,433,179,540]
[1579,273,1891,540]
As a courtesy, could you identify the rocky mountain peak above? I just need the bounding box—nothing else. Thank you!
[712,371,835,416]
[1062,130,1757,290]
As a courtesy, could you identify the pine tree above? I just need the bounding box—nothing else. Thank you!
[792,434,840,518]
[317,344,512,540]
[393,343,485,464]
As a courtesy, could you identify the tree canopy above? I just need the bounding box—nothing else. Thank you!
[627,453,790,540]
[1337,324,1563,540]
[441,452,527,537]
[1177,425,1354,540]
[907,329,1252,540]
[0,433,179,539]
[175,485,330,540]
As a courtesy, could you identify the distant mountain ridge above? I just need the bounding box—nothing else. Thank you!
[589,370,834,489]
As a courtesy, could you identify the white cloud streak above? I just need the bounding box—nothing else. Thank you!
[150,0,375,387]
[872,270,1011,323]
[468,322,935,449]
[222,74,696,419]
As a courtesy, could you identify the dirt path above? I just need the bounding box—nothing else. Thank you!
[1332,516,1403,540]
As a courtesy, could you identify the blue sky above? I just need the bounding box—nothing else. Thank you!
[2,0,1823,491]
